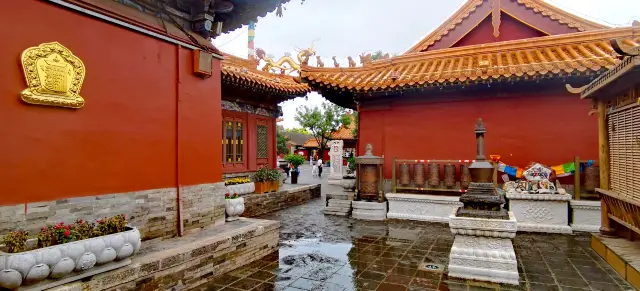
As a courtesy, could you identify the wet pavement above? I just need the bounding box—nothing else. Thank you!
[202,165,634,291]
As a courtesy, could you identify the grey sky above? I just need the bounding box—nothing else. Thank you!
[213,0,640,129]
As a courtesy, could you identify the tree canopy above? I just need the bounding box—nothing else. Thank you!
[295,102,351,159]
[284,127,311,135]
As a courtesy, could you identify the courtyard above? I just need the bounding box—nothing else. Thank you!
[194,165,634,291]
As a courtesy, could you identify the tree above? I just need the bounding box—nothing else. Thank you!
[295,102,351,160]
[277,131,290,155]
[370,51,398,61]
[351,111,358,140]
[285,127,311,135]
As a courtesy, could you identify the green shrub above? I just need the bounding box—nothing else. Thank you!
[253,167,269,182]
[285,153,306,168]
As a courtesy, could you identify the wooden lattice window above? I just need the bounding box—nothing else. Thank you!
[222,119,244,164]
[608,104,640,201]
[257,125,268,158]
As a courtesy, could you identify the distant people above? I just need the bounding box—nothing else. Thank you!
[311,157,318,177]
[317,157,323,177]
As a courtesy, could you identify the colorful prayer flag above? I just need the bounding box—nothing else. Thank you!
[516,168,524,178]
[504,166,517,176]
[563,162,575,173]
[552,165,565,175]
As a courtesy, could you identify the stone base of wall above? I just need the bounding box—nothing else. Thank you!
[0,183,227,241]
[242,184,321,217]
[49,218,280,291]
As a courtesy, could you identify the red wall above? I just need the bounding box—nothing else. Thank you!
[0,1,221,205]
[358,90,598,179]
[453,13,546,48]
[221,109,276,173]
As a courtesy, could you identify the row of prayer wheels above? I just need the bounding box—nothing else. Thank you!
[398,163,472,188]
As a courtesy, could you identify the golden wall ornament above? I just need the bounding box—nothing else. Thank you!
[20,42,86,109]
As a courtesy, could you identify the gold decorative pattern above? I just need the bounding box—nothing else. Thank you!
[406,0,609,53]
[221,53,310,97]
[302,28,640,93]
[20,42,86,109]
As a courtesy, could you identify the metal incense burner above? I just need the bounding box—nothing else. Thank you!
[355,144,384,202]
[456,118,509,220]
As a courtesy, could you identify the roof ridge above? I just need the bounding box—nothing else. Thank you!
[405,0,610,54]
[304,26,638,74]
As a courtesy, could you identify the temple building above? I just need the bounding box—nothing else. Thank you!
[297,113,357,162]
[301,0,640,180]
[0,0,294,246]
[220,53,309,177]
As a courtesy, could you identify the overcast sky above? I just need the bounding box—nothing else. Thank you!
[213,0,640,129]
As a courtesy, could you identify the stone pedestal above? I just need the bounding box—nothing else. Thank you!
[325,191,353,216]
[570,200,601,233]
[448,209,519,285]
[386,193,462,223]
[352,201,387,220]
[507,193,572,234]
[328,140,344,181]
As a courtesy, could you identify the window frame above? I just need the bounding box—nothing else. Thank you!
[222,117,246,166]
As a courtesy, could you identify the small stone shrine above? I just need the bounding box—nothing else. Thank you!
[352,144,387,220]
[447,119,519,285]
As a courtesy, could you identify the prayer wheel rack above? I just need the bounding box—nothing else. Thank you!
[391,158,483,194]
[392,156,598,199]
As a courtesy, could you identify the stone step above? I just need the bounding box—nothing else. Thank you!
[327,193,353,200]
[325,206,351,212]
[352,201,388,210]
[328,200,352,207]
[324,211,350,216]
[352,211,386,221]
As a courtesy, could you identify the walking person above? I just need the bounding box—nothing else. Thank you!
[317,157,323,178]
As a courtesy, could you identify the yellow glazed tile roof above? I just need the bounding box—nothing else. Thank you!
[221,54,310,97]
[301,28,640,92]
[406,0,609,53]
[330,114,356,140]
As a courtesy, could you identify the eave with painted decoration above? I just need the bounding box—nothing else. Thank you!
[222,53,310,103]
[301,27,640,109]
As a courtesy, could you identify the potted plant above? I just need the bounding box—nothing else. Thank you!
[285,153,306,184]
[341,156,357,191]
[253,167,269,194]
[224,192,245,221]
[0,215,140,289]
[225,177,254,195]
[266,168,282,192]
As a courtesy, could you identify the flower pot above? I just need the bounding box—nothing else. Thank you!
[271,181,280,192]
[225,198,245,221]
[0,227,140,289]
[341,179,356,191]
[291,171,299,184]
[226,183,255,195]
[254,182,267,194]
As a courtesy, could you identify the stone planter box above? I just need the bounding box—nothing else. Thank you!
[387,193,462,223]
[0,227,140,289]
[506,193,572,234]
[570,200,601,233]
[226,183,255,195]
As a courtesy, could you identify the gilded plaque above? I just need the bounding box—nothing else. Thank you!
[20,42,86,109]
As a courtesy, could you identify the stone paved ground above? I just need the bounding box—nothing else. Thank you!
[201,165,634,291]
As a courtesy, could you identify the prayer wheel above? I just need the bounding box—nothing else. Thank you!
[359,164,379,196]
[399,163,411,186]
[414,163,425,186]
[428,163,440,187]
[584,165,600,192]
[460,163,471,189]
[444,163,456,188]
